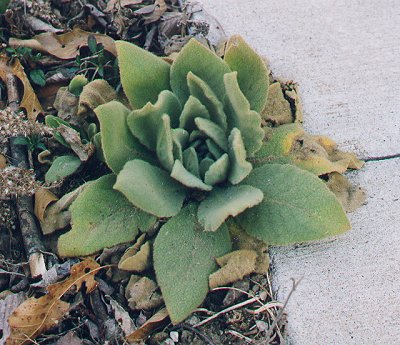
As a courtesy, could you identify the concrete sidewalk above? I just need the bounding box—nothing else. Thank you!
[197,1,400,344]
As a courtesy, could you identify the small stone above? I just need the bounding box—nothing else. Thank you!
[255,320,269,333]
[186,315,200,326]
[163,339,175,345]
[169,331,179,342]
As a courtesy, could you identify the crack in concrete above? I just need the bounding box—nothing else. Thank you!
[362,153,400,162]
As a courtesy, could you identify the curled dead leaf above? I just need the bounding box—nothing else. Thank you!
[118,234,151,272]
[326,172,367,212]
[6,259,100,345]
[78,79,117,116]
[262,82,292,125]
[209,250,258,289]
[126,308,169,343]
[39,184,86,235]
[9,28,116,60]
[0,56,43,121]
[34,187,58,222]
[53,87,79,123]
[125,276,163,311]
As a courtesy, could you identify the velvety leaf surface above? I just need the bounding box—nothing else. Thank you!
[224,35,269,112]
[227,128,253,184]
[171,160,212,191]
[224,72,264,156]
[170,39,231,105]
[116,40,171,108]
[127,90,181,150]
[187,72,227,130]
[195,117,228,151]
[204,153,230,186]
[45,155,81,183]
[237,164,351,245]
[183,147,200,177]
[114,160,186,217]
[96,101,153,173]
[179,95,210,131]
[156,114,174,171]
[153,203,231,324]
[58,175,156,257]
[198,185,264,232]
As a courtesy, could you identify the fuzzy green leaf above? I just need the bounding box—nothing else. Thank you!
[224,35,269,112]
[96,101,154,173]
[198,185,264,232]
[170,39,231,105]
[224,72,264,156]
[205,139,224,160]
[156,114,174,171]
[195,117,228,151]
[45,155,81,183]
[58,175,156,257]
[228,128,253,184]
[114,160,187,217]
[127,90,181,151]
[199,157,215,179]
[153,203,231,324]
[204,153,230,186]
[187,72,227,130]
[183,147,200,177]
[171,160,212,191]
[116,40,171,108]
[237,164,351,245]
[179,95,210,131]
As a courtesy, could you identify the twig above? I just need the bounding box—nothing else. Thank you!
[265,277,302,342]
[172,323,215,345]
[194,297,259,328]
[6,73,46,278]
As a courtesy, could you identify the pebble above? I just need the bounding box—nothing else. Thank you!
[169,331,179,342]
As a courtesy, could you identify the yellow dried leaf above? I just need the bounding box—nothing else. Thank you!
[6,259,100,345]
[9,28,116,60]
[34,188,58,222]
[125,276,163,311]
[0,56,43,120]
[78,79,117,115]
[126,308,169,343]
[0,154,7,168]
[118,239,151,272]
[261,82,292,125]
[326,172,367,212]
[209,250,258,289]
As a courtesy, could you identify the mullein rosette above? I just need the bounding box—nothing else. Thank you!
[58,36,351,323]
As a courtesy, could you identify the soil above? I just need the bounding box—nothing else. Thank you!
[0,1,287,344]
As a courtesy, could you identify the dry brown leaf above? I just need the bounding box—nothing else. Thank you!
[326,172,367,213]
[53,87,79,123]
[262,82,292,125]
[105,0,144,12]
[6,259,100,345]
[126,308,169,343]
[0,154,7,168]
[39,184,86,235]
[125,276,163,311]
[9,29,116,60]
[57,125,94,162]
[78,79,117,116]
[139,0,167,24]
[118,235,151,272]
[34,187,58,222]
[0,56,43,121]
[209,250,258,289]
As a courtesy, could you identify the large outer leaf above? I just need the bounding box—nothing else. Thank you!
[237,164,351,245]
[153,204,231,324]
[127,90,181,151]
[96,101,153,173]
[58,175,157,257]
[224,72,264,156]
[170,39,231,105]
[116,41,171,108]
[224,35,269,113]
[114,160,187,217]
[198,185,264,232]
